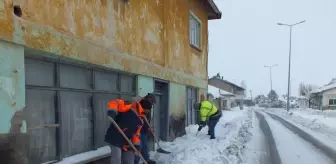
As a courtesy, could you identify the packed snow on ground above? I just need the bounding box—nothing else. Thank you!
[263,113,333,164]
[150,108,253,164]
[268,108,336,142]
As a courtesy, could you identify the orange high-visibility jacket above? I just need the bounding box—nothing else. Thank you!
[105,99,144,150]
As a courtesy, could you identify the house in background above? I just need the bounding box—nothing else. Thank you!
[309,78,336,110]
[207,85,235,110]
[0,0,221,163]
[208,73,245,108]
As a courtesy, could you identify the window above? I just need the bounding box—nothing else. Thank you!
[24,57,136,163]
[329,99,336,106]
[189,12,201,49]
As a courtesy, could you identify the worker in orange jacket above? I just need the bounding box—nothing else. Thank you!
[105,99,144,164]
[134,93,156,164]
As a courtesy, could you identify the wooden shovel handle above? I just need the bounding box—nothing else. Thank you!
[143,116,162,148]
[108,116,148,164]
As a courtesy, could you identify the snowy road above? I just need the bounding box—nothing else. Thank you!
[255,110,336,164]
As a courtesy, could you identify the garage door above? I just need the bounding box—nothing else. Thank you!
[24,57,136,163]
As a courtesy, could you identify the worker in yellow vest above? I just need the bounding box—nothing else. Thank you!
[194,99,222,139]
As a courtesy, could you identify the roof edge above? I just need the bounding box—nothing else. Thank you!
[206,0,222,20]
[209,77,246,90]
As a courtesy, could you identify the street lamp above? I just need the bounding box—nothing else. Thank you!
[277,20,306,111]
[264,64,278,91]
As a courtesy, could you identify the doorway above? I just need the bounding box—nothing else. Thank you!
[152,80,169,141]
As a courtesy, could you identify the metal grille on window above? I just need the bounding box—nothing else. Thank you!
[24,57,136,163]
[186,87,198,126]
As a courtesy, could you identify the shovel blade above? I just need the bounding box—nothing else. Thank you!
[156,148,171,154]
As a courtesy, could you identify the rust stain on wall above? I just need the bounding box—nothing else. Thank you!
[0,0,14,41]
[0,0,212,89]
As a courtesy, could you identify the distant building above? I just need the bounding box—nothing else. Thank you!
[309,78,336,110]
[207,85,235,110]
[208,74,245,108]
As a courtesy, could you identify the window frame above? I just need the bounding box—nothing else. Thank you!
[186,86,198,126]
[328,99,336,106]
[24,56,137,163]
[189,11,202,50]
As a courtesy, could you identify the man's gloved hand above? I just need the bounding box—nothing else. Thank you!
[135,145,141,151]
[200,121,206,126]
[197,126,203,131]
[134,145,141,156]
[197,121,206,131]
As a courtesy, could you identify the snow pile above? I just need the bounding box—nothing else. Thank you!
[269,108,336,142]
[151,109,253,164]
[53,146,110,164]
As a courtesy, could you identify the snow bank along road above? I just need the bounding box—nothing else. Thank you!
[151,108,253,164]
[255,110,336,164]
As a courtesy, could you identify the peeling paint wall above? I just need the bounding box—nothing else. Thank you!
[0,40,27,164]
[168,82,186,140]
[0,40,25,134]
[137,75,154,97]
[0,0,209,89]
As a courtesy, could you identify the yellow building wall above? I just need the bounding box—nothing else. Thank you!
[0,0,209,89]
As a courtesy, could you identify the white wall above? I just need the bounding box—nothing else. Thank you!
[322,88,336,108]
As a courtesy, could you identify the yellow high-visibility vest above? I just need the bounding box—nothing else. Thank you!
[199,101,218,122]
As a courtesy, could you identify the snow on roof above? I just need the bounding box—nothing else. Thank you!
[207,85,234,98]
[298,96,308,99]
[310,83,336,94]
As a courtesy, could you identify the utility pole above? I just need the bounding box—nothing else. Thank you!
[278,20,306,111]
[250,90,253,101]
[264,64,277,91]
[250,90,253,106]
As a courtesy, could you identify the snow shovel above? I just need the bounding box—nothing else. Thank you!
[108,116,148,164]
[143,116,171,154]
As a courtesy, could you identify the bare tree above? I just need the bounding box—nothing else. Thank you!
[268,90,279,102]
[299,82,316,97]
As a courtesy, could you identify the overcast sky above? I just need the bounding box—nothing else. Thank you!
[208,0,336,97]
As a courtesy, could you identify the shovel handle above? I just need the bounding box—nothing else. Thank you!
[108,116,148,164]
[143,116,162,148]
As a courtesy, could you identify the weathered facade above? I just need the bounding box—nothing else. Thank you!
[0,0,221,163]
